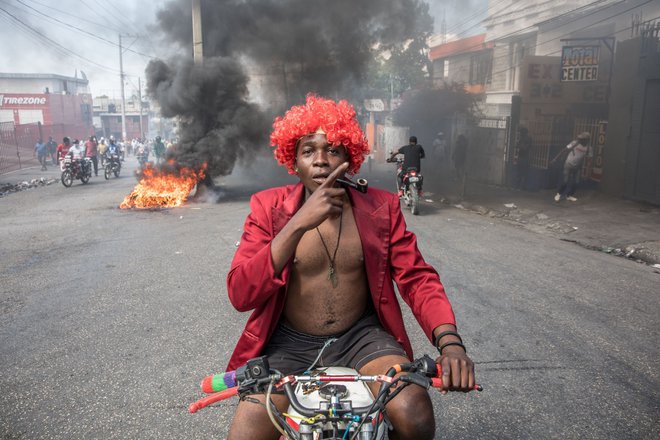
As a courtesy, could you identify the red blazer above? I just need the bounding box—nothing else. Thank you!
[226,183,456,370]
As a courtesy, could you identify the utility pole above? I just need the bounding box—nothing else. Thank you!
[441,10,447,44]
[118,34,127,141]
[192,0,203,64]
[138,77,144,140]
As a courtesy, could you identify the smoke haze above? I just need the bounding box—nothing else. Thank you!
[146,57,268,177]
[147,0,437,179]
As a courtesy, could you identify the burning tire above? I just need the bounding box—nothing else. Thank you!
[61,170,73,187]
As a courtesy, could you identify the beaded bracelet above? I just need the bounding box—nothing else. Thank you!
[437,341,467,355]
[433,330,463,348]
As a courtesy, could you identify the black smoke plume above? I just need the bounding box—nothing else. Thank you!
[149,0,432,178]
[146,57,268,177]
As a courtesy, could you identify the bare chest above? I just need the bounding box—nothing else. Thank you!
[294,208,364,276]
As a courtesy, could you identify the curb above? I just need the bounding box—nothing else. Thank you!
[447,199,660,267]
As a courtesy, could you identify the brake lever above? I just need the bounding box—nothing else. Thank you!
[399,373,433,389]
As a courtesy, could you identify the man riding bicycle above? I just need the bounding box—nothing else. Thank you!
[226,95,475,440]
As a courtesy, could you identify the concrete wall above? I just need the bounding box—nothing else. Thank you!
[601,38,641,197]
[624,37,660,204]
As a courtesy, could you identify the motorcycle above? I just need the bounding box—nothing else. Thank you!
[104,153,121,179]
[190,355,481,439]
[386,157,423,215]
[60,153,92,187]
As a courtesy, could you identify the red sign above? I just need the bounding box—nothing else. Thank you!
[0,93,49,108]
[590,121,607,182]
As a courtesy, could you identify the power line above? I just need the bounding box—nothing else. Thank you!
[487,4,657,80]
[21,0,110,31]
[0,5,121,73]
[433,0,624,60]
[78,0,124,34]
[12,0,157,61]
[90,0,128,26]
[445,0,509,37]
[467,0,613,39]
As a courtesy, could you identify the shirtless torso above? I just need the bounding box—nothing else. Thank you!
[284,197,369,335]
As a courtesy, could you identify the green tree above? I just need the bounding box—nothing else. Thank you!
[365,0,434,99]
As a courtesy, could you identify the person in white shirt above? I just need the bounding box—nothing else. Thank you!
[67,140,85,160]
[551,132,591,202]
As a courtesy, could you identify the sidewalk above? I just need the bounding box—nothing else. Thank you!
[4,162,660,266]
[432,177,660,266]
[364,162,660,267]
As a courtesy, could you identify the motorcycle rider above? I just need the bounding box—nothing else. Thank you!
[56,137,71,165]
[105,136,122,174]
[388,135,425,197]
[106,136,120,159]
[68,139,85,159]
[226,95,475,440]
[66,140,87,176]
[136,142,149,166]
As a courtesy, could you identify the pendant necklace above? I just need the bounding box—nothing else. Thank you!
[316,209,343,288]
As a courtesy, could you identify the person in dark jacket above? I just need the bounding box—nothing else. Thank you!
[389,135,426,196]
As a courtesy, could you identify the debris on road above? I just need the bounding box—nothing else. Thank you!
[0,178,58,197]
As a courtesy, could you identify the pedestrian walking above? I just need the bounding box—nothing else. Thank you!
[84,136,99,176]
[551,132,591,202]
[98,138,108,166]
[46,136,58,165]
[34,138,48,171]
[153,136,165,164]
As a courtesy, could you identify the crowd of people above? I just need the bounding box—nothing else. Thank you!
[34,135,173,175]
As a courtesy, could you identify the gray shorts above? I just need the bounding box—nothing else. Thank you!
[262,309,407,376]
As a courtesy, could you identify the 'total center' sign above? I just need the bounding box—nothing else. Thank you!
[561,46,600,82]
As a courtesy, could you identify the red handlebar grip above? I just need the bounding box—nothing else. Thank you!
[188,387,238,413]
[431,378,482,391]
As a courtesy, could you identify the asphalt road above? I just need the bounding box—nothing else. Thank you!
[1,158,658,439]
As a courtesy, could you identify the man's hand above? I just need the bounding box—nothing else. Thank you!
[291,162,348,231]
[269,162,349,274]
[435,346,475,394]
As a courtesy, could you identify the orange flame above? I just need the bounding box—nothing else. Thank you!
[120,164,206,209]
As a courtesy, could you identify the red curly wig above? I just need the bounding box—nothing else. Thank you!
[270,94,370,175]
